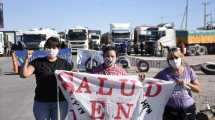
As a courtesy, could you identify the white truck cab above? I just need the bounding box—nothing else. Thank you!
[65,26,89,53]
[134,23,176,56]
[89,30,101,50]
[20,28,59,50]
[110,23,131,55]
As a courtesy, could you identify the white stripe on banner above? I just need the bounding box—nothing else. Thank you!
[55,70,175,120]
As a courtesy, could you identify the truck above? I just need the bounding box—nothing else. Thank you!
[134,23,176,56]
[0,31,16,56]
[110,23,131,55]
[19,28,59,50]
[65,26,89,53]
[0,31,3,55]
[88,30,101,50]
[176,29,215,56]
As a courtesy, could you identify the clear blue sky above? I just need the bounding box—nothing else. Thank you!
[2,0,215,32]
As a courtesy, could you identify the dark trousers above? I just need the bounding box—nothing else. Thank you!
[163,104,196,120]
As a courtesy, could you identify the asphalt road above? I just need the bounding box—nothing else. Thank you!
[0,55,215,120]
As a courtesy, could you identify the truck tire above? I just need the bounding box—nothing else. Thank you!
[187,46,197,56]
[201,63,215,75]
[196,46,207,55]
[137,60,149,72]
[117,56,130,68]
[196,112,210,120]
[85,57,98,72]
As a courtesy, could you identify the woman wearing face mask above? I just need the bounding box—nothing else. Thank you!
[154,48,201,120]
[91,46,127,75]
[21,37,73,120]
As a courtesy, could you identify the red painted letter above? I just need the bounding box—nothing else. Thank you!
[144,81,161,97]
[90,101,106,119]
[121,80,136,96]
[97,77,112,95]
[58,72,74,94]
[114,103,133,119]
[76,77,92,93]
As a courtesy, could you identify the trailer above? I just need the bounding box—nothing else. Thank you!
[0,31,3,55]
[177,30,215,56]
[0,31,16,56]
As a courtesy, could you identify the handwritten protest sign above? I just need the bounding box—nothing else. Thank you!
[15,48,72,66]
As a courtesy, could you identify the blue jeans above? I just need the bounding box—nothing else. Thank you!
[33,101,68,120]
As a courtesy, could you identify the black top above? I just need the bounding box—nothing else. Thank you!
[30,57,73,102]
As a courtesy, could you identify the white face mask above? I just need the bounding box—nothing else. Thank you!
[169,58,182,69]
[104,57,116,67]
[46,48,59,58]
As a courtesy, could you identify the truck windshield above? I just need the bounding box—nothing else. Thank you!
[68,30,87,40]
[144,30,159,41]
[139,35,147,42]
[91,35,99,39]
[112,33,130,39]
[23,34,45,43]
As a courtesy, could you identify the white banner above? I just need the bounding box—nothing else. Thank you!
[55,70,175,120]
[77,49,103,71]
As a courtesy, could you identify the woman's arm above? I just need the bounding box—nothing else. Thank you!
[187,80,201,93]
[21,51,35,78]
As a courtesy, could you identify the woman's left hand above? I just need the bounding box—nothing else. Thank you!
[138,72,145,82]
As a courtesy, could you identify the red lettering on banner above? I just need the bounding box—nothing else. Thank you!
[97,77,112,95]
[76,77,92,93]
[90,101,106,119]
[120,80,136,96]
[114,103,133,119]
[58,72,75,94]
[144,81,161,97]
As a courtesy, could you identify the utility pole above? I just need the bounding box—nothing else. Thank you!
[180,0,189,30]
[185,0,188,30]
[203,0,210,28]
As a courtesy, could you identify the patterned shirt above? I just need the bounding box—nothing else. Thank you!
[91,63,127,75]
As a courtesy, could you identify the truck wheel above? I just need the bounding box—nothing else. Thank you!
[187,46,197,56]
[201,62,215,75]
[85,57,98,72]
[137,60,149,72]
[196,112,210,120]
[117,56,130,68]
[197,46,207,55]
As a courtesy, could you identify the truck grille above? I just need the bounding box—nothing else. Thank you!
[69,42,85,45]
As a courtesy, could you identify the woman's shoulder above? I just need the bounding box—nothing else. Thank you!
[160,67,171,73]
[184,65,195,73]
[91,64,105,73]
[114,64,128,75]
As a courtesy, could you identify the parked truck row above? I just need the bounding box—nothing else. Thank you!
[1,23,215,56]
